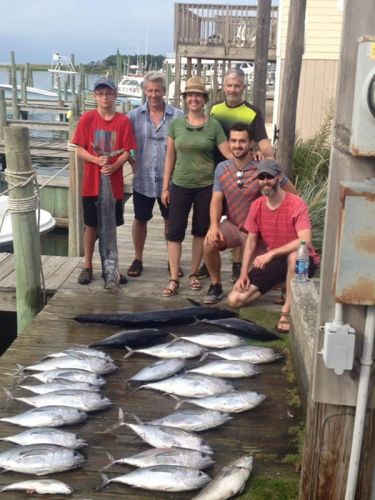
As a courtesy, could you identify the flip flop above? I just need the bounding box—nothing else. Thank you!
[276,312,290,334]
[127,259,143,277]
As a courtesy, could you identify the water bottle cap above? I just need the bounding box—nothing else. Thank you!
[301,240,306,244]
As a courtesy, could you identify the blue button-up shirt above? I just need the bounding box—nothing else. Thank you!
[127,102,183,198]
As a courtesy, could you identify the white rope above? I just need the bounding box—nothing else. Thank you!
[38,163,69,189]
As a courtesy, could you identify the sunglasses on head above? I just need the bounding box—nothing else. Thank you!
[258,173,276,180]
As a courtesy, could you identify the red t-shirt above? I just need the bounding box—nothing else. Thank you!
[72,110,136,199]
[244,192,319,261]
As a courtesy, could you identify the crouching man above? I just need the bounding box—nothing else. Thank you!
[228,159,319,333]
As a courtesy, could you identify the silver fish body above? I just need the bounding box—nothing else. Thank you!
[0,479,73,495]
[12,389,112,412]
[0,444,84,475]
[192,455,253,499]
[101,465,210,492]
[149,408,232,432]
[20,380,100,394]
[178,332,246,349]
[178,391,267,413]
[43,347,113,362]
[209,346,282,364]
[139,373,234,398]
[1,427,87,448]
[129,358,186,382]
[107,447,214,469]
[127,340,205,359]
[23,355,117,374]
[187,360,261,378]
[125,423,213,454]
[0,405,88,427]
[25,368,106,386]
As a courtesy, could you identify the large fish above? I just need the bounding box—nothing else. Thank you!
[175,391,267,414]
[23,368,106,386]
[149,408,232,432]
[206,346,283,364]
[19,380,100,394]
[201,317,279,341]
[187,360,261,379]
[128,358,187,382]
[1,427,87,449]
[43,347,113,362]
[0,406,88,428]
[192,455,253,500]
[20,355,117,375]
[89,328,171,349]
[75,305,237,328]
[174,332,246,349]
[124,340,205,360]
[0,479,73,495]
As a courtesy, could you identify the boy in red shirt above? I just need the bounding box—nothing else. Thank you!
[72,78,136,285]
[228,159,319,332]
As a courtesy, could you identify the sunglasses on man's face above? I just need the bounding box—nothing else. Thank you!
[258,173,276,180]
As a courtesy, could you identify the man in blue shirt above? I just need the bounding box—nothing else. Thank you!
[127,72,183,277]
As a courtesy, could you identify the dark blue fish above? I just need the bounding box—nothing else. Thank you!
[89,329,171,349]
[200,317,279,341]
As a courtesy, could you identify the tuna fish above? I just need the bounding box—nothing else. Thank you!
[175,391,267,413]
[124,340,205,360]
[19,380,100,394]
[43,347,113,362]
[0,406,88,428]
[0,444,84,475]
[128,358,186,382]
[75,304,237,328]
[0,479,73,495]
[20,355,117,374]
[1,427,87,449]
[201,317,279,341]
[89,328,171,348]
[207,345,283,364]
[138,373,234,398]
[148,408,232,432]
[187,360,261,379]
[98,467,210,492]
[192,455,253,499]
[173,332,246,349]
[23,368,106,386]
[102,447,214,470]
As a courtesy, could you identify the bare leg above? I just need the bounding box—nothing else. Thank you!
[227,283,261,308]
[191,236,204,275]
[132,219,147,262]
[276,252,297,332]
[232,246,242,263]
[167,240,182,282]
[204,242,222,284]
[83,226,97,269]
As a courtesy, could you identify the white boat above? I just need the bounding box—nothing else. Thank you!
[118,73,144,100]
[0,195,56,249]
[0,83,57,98]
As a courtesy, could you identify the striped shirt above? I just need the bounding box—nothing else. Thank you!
[127,102,183,198]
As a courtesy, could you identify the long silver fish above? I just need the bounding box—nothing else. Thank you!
[207,345,283,364]
[43,347,113,362]
[175,391,267,413]
[139,373,234,398]
[6,389,112,412]
[99,467,210,492]
[24,368,106,386]
[19,380,100,394]
[0,479,73,495]
[1,427,87,449]
[21,355,117,374]
[0,405,88,427]
[192,455,253,500]
[187,360,261,379]
[128,358,187,382]
[148,408,232,432]
[102,447,215,470]
[175,332,246,349]
[125,340,205,360]
[0,444,84,475]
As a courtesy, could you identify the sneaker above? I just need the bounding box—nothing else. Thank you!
[78,267,93,285]
[231,262,242,283]
[197,263,209,280]
[203,283,224,304]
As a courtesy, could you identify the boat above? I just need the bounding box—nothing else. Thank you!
[0,83,58,99]
[118,74,144,100]
[0,195,56,250]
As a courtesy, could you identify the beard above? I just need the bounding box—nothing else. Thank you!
[261,184,278,197]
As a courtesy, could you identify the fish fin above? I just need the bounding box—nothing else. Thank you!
[99,451,115,471]
[15,364,25,376]
[167,393,183,410]
[186,298,201,306]
[199,351,209,362]
[169,333,179,342]
[129,412,143,424]
[123,346,134,359]
[99,407,126,434]
[96,472,110,491]
[3,388,13,401]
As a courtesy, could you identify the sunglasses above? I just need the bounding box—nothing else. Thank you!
[236,170,244,189]
[258,173,276,180]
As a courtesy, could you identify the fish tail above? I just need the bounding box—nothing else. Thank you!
[168,393,183,410]
[169,333,179,343]
[96,472,111,491]
[123,346,134,359]
[99,451,115,471]
[3,388,13,401]
[129,412,143,424]
[100,407,126,434]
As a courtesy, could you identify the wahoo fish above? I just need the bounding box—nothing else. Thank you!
[187,360,261,379]
[207,345,283,364]
[201,317,279,341]
[124,340,205,360]
[19,380,100,394]
[98,467,210,492]
[175,391,267,413]
[23,368,106,386]
[192,455,253,500]
[1,427,87,448]
[174,332,246,349]
[148,408,232,432]
[75,305,237,327]
[0,444,84,475]
[102,447,214,470]
[89,328,171,348]
[0,406,88,427]
[128,358,186,382]
[20,355,117,374]
[0,479,73,495]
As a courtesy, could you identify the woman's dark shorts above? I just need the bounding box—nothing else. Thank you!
[133,189,169,222]
[167,183,212,242]
[82,196,124,228]
[249,255,317,295]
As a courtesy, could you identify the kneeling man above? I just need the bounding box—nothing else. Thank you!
[228,159,319,333]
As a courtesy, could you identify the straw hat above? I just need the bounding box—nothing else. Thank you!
[181,76,208,97]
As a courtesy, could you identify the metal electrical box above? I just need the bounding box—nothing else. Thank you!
[350,36,375,156]
[335,180,375,304]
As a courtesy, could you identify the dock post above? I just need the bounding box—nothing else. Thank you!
[20,68,27,105]
[0,90,6,140]
[57,75,62,108]
[68,114,84,257]
[10,51,19,120]
[3,127,42,333]
[70,54,76,99]
[64,81,69,102]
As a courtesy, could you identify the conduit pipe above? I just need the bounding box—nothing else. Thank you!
[345,306,375,500]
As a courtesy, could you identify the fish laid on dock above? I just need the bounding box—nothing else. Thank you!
[175,391,267,413]
[75,305,237,327]
[0,405,88,427]
[201,317,279,341]
[174,332,247,349]
[192,455,253,500]
[0,479,73,495]
[20,355,117,375]
[148,408,232,432]
[43,347,114,362]
[1,427,87,448]
[19,380,100,394]
[89,328,171,349]
[187,360,261,379]
[24,368,106,386]
[124,340,205,360]
[206,345,283,364]
[128,358,187,382]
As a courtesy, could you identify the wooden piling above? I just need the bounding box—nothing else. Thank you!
[253,0,272,119]
[68,115,84,257]
[4,127,42,332]
[20,67,27,105]
[0,90,6,140]
[70,54,76,98]
[10,51,19,120]
[56,74,62,107]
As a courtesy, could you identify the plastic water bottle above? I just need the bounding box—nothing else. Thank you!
[295,240,309,282]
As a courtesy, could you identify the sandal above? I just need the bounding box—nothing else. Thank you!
[78,267,93,285]
[162,279,179,297]
[276,312,290,334]
[189,274,203,290]
[167,263,184,278]
[127,259,143,277]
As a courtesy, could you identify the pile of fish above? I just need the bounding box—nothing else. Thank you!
[0,346,117,495]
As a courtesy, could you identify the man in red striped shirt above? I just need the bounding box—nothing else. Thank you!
[228,159,319,333]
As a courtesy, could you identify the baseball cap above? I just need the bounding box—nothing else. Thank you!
[256,159,282,177]
[93,78,116,91]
